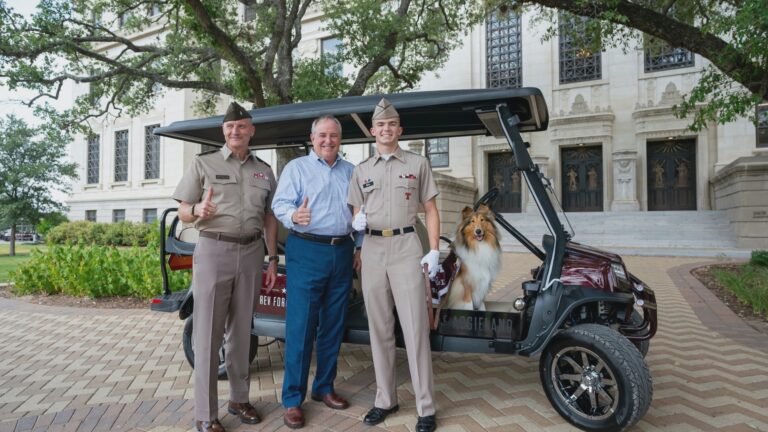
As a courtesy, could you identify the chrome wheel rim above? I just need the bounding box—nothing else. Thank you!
[550,346,619,421]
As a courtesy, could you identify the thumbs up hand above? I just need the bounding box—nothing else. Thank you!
[196,187,218,220]
[292,196,311,226]
[352,205,367,231]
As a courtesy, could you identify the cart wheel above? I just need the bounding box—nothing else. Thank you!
[539,324,652,432]
[182,316,259,380]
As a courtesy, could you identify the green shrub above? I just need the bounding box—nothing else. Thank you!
[751,250,768,267]
[36,212,68,237]
[12,227,190,299]
[46,221,153,247]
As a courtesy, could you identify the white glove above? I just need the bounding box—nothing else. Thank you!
[352,205,367,231]
[421,249,440,279]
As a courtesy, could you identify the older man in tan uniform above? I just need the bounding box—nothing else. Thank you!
[348,99,441,432]
[173,102,278,432]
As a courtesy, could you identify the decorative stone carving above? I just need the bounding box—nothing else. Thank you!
[611,151,640,211]
[659,82,682,106]
[408,140,424,156]
[570,94,589,115]
[646,80,655,107]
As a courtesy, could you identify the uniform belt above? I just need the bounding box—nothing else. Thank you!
[199,231,261,244]
[365,226,415,237]
[290,230,351,245]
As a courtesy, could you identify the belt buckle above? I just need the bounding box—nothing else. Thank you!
[381,229,394,237]
[330,237,342,245]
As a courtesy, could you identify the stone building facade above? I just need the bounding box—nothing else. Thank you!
[65,7,768,247]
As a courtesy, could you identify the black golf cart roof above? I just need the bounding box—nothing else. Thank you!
[153,88,548,148]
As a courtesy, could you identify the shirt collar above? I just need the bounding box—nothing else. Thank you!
[310,149,340,167]
[221,145,252,163]
[373,145,405,164]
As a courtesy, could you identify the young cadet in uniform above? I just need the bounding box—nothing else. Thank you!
[271,115,362,429]
[173,102,279,432]
[348,98,441,432]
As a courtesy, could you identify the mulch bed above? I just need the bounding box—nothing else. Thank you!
[0,284,147,309]
[691,263,768,336]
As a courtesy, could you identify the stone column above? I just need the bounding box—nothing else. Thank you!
[407,140,424,156]
[527,156,550,213]
[611,150,640,211]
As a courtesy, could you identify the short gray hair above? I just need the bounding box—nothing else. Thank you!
[311,115,342,136]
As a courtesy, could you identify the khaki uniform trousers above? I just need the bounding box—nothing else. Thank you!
[361,232,435,417]
[192,236,263,421]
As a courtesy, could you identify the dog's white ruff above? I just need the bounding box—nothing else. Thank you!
[447,241,501,310]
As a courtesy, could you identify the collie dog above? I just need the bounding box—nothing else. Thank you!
[444,204,502,311]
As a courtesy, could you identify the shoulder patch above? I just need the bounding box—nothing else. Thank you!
[254,156,271,167]
[197,148,220,156]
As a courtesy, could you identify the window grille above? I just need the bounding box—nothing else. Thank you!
[143,209,157,224]
[114,130,129,182]
[426,138,449,168]
[644,37,694,72]
[87,134,100,184]
[559,14,601,84]
[144,124,160,179]
[112,209,126,223]
[486,11,522,88]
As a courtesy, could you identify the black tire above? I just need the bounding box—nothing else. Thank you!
[539,324,652,432]
[629,311,650,358]
[182,316,259,380]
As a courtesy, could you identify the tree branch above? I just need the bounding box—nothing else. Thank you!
[520,0,767,100]
[182,0,266,106]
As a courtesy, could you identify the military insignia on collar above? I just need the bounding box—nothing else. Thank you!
[362,178,374,188]
[398,174,417,180]
[253,172,267,179]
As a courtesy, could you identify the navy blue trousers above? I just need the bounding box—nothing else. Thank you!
[282,234,353,408]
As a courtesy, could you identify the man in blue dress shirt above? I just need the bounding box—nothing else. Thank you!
[271,115,361,429]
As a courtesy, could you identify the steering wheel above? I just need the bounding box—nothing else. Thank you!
[474,187,500,211]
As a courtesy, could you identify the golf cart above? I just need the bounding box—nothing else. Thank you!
[151,88,657,432]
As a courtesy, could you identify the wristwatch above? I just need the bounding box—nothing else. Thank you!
[268,255,279,262]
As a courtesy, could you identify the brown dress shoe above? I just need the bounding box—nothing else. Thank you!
[311,392,349,410]
[195,419,225,432]
[227,401,261,424]
[283,406,305,429]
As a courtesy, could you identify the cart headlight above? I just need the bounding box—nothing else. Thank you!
[611,262,627,280]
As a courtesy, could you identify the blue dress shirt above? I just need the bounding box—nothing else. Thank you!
[272,151,361,246]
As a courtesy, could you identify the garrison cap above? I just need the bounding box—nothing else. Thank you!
[222,102,252,123]
[372,98,399,120]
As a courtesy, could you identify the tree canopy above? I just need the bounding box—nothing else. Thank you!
[0,114,78,255]
[0,0,484,127]
[514,0,768,130]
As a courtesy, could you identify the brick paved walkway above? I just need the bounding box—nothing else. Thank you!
[0,254,766,431]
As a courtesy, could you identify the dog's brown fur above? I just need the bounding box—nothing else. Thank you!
[446,204,502,310]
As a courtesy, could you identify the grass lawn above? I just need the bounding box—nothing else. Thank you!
[714,263,768,318]
[0,243,47,283]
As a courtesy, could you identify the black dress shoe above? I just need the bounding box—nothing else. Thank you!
[416,415,437,432]
[363,405,399,426]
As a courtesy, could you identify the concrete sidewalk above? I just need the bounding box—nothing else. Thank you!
[0,254,766,431]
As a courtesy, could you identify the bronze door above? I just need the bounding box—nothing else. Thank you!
[647,139,696,211]
[561,146,603,212]
[487,152,521,213]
